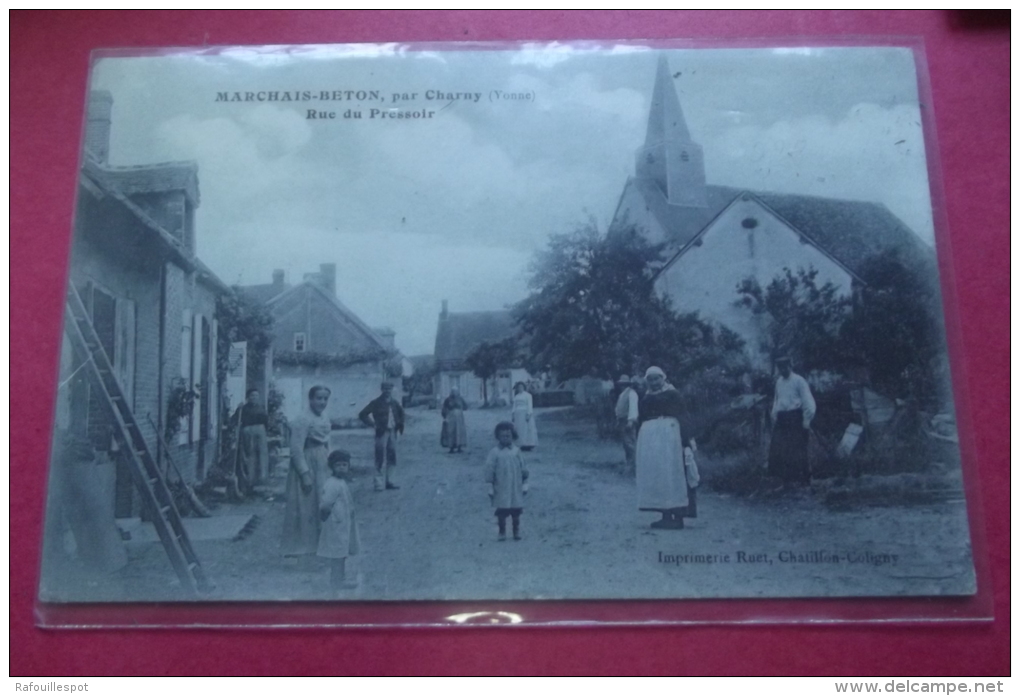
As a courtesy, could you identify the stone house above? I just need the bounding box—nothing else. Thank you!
[51,90,230,523]
[433,301,530,406]
[240,265,404,425]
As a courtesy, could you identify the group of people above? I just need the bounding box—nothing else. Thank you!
[249,356,817,593]
[275,381,407,594]
[615,357,817,530]
[265,375,541,594]
[438,381,538,454]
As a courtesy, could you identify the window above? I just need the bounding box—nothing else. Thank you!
[294,332,306,352]
[680,150,690,162]
[741,217,759,229]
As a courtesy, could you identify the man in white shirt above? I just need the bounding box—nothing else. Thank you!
[614,375,639,471]
[768,357,816,484]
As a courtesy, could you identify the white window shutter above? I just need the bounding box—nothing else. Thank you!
[191,312,202,443]
[179,308,192,444]
[209,318,218,437]
[115,297,136,410]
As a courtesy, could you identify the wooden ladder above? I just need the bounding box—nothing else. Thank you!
[64,285,211,596]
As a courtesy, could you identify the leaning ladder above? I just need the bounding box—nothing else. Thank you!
[64,285,210,596]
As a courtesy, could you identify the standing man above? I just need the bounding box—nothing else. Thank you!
[615,375,639,471]
[768,357,817,484]
[359,381,405,491]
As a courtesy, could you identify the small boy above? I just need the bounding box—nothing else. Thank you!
[318,449,361,595]
[484,421,529,541]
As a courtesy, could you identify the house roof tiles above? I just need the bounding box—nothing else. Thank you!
[434,310,518,368]
[86,160,200,205]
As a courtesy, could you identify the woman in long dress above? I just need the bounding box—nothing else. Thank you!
[510,382,538,451]
[441,387,468,453]
[234,388,269,491]
[635,366,697,530]
[281,385,332,555]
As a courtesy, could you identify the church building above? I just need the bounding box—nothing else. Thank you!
[611,56,932,367]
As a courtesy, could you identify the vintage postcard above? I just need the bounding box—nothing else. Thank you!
[39,42,977,613]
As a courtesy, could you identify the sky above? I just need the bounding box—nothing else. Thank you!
[91,44,936,355]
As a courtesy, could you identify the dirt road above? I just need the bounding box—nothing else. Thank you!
[70,405,975,604]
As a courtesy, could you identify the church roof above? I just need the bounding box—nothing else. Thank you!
[623,177,934,280]
[434,310,518,369]
[645,54,692,146]
[750,189,934,277]
[619,177,737,251]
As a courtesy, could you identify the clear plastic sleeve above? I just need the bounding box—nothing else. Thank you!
[35,38,991,628]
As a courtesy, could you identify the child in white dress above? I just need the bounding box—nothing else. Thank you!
[318,449,361,595]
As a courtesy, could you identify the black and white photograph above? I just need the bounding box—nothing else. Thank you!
[38,42,977,608]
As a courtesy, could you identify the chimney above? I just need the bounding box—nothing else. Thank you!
[441,299,449,319]
[272,269,285,289]
[319,263,337,296]
[84,91,113,164]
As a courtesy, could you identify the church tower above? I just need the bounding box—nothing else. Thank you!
[635,55,707,208]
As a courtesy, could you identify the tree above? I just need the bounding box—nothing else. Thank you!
[513,221,747,442]
[840,250,947,407]
[515,222,745,384]
[735,253,948,408]
[405,355,438,401]
[215,290,275,386]
[464,337,519,405]
[735,267,851,374]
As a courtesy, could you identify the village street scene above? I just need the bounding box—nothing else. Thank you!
[50,403,974,603]
[39,47,975,607]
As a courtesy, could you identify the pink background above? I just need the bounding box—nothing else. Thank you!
[11,11,1009,675]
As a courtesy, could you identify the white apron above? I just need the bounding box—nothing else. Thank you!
[636,417,688,510]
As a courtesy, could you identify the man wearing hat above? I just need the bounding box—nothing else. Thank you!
[769,357,816,484]
[614,374,639,471]
[359,381,405,491]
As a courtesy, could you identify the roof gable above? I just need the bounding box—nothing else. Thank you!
[752,191,935,277]
[269,282,391,353]
[657,192,864,283]
[642,185,935,283]
[619,178,740,251]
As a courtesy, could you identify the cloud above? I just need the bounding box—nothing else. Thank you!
[93,47,937,356]
[704,102,934,243]
[202,226,530,354]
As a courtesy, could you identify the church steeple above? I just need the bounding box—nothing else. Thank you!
[635,55,707,208]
